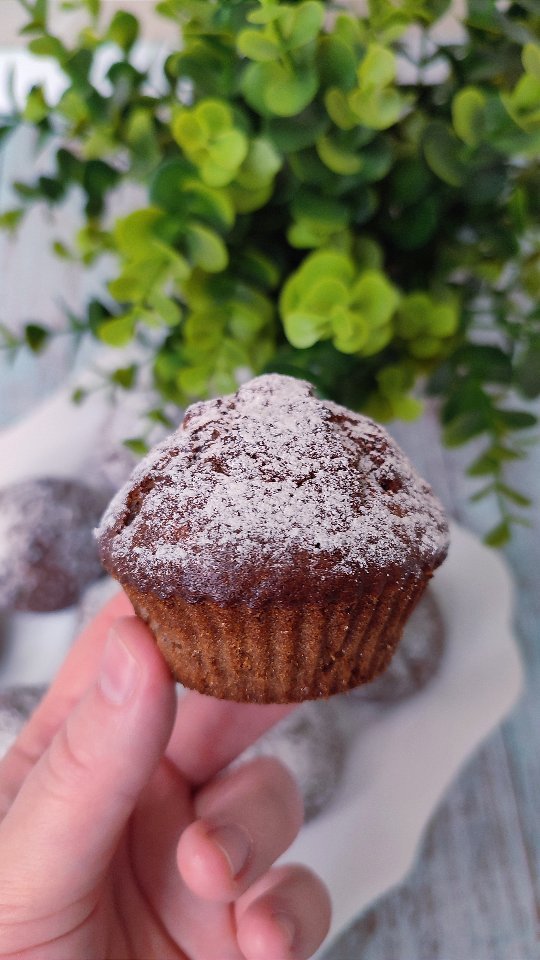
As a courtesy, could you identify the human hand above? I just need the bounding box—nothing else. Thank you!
[0,594,331,960]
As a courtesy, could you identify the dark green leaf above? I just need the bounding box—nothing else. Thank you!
[423,122,467,187]
[71,387,87,404]
[111,364,137,389]
[515,340,540,398]
[495,409,538,430]
[484,521,511,547]
[443,410,491,446]
[24,323,49,353]
[38,175,65,202]
[455,344,513,384]
[497,484,532,507]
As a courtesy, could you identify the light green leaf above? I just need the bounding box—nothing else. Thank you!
[286,1,324,50]
[429,303,459,337]
[332,309,368,353]
[235,137,281,189]
[351,271,400,327]
[523,43,540,79]
[197,99,232,136]
[23,85,49,123]
[265,65,319,117]
[324,87,359,130]
[452,86,486,146]
[358,45,396,88]
[186,222,228,272]
[360,323,394,356]
[147,292,182,327]
[316,135,363,175]
[349,87,404,130]
[502,75,540,131]
[207,129,248,171]
[97,314,136,346]
[303,277,350,312]
[237,29,281,62]
[28,35,67,61]
[113,208,163,257]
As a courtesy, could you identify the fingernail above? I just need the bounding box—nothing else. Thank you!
[207,823,252,878]
[99,628,140,705]
[273,912,296,950]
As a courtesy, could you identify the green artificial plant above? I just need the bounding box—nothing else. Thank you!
[1,0,540,544]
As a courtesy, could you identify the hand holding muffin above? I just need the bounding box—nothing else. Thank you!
[0,594,330,960]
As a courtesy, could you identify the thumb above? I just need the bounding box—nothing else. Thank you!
[0,617,175,943]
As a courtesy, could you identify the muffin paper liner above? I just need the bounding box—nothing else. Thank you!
[124,575,430,704]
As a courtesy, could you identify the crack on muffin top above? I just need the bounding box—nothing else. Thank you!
[96,374,449,605]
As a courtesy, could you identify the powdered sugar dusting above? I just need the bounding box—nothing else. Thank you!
[97,375,449,604]
[0,478,105,612]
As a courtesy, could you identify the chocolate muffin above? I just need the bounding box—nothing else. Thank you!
[97,374,449,703]
[0,478,106,613]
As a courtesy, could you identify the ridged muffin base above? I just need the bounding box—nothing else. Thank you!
[123,575,431,703]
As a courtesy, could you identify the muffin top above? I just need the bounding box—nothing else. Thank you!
[97,374,449,606]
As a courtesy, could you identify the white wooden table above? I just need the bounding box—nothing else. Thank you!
[1,67,539,960]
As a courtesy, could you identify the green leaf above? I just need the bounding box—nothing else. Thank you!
[243,60,319,119]
[107,11,139,52]
[303,277,349,312]
[351,271,400,327]
[324,87,359,130]
[452,87,486,147]
[286,1,324,50]
[332,309,368,353]
[443,410,490,446]
[523,43,540,80]
[111,364,137,389]
[284,311,330,348]
[123,437,149,456]
[502,75,540,132]
[237,29,281,62]
[423,122,467,186]
[23,85,49,123]
[498,484,532,507]
[495,409,538,430]
[484,521,511,548]
[515,340,540,398]
[349,87,404,130]
[28,34,67,62]
[317,36,357,90]
[186,222,228,272]
[97,314,136,346]
[467,451,499,476]
[24,323,49,353]
[316,135,363,175]
[114,208,164,257]
[358,45,395,88]
[0,209,24,232]
[148,292,182,327]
